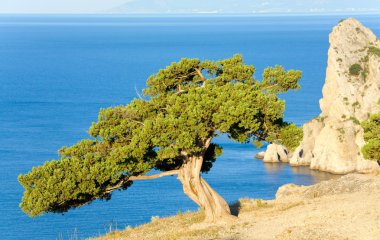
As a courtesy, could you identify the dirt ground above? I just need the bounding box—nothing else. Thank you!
[93,173,380,240]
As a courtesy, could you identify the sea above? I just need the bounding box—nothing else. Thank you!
[0,14,379,240]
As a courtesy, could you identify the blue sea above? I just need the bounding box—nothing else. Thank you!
[1,14,379,240]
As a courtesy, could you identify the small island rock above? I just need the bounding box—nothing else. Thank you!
[263,144,289,163]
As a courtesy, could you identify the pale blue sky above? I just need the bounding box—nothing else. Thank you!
[1,0,380,14]
[0,0,127,13]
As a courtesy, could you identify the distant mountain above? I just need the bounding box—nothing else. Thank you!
[107,0,380,14]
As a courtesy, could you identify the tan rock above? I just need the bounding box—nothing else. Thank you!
[289,119,323,166]
[291,18,380,174]
[263,144,289,163]
[254,151,266,160]
[276,173,380,202]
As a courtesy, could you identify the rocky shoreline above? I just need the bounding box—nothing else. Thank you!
[258,18,380,174]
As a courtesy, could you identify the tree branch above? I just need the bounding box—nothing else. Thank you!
[195,68,206,81]
[104,170,180,194]
[129,170,180,180]
[261,83,279,91]
[244,129,254,134]
[195,68,206,87]
[129,119,145,126]
[134,85,144,100]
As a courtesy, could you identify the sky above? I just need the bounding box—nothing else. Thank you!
[1,0,380,14]
[0,0,127,13]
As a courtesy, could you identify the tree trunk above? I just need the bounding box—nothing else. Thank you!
[178,155,233,222]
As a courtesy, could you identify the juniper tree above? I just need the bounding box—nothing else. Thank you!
[19,54,301,222]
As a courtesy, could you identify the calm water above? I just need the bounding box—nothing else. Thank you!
[1,14,379,240]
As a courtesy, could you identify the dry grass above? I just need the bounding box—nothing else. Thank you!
[92,210,220,240]
[91,174,380,240]
[230,198,274,216]
[91,198,268,240]
[276,201,305,212]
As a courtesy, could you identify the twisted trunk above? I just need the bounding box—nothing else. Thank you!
[178,155,233,222]
[127,138,234,222]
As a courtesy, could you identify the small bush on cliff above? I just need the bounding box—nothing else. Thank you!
[265,123,303,151]
[361,112,380,164]
[349,63,362,76]
[278,124,303,151]
[368,46,380,57]
[349,116,360,125]
[338,19,345,23]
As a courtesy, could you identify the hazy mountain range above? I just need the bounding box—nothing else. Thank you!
[107,0,380,14]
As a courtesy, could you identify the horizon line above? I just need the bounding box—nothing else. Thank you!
[1,11,380,17]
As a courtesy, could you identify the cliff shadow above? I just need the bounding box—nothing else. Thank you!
[229,201,241,216]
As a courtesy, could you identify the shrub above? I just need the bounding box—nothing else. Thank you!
[279,124,303,151]
[314,116,326,123]
[349,116,360,125]
[361,112,380,163]
[349,64,362,76]
[337,128,345,135]
[368,46,380,57]
[352,101,361,108]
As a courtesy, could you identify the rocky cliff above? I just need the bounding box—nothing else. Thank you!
[290,18,380,174]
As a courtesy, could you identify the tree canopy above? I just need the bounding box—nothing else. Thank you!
[19,54,302,220]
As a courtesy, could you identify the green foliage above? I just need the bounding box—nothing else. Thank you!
[368,46,380,57]
[314,116,326,123]
[19,54,302,217]
[277,124,303,151]
[18,140,135,217]
[361,112,380,162]
[261,65,301,93]
[337,127,345,135]
[255,199,268,207]
[349,116,360,125]
[352,101,361,109]
[349,63,362,76]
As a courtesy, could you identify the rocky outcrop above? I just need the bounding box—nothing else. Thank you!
[265,144,289,163]
[254,151,266,160]
[257,144,290,163]
[275,173,380,202]
[290,18,380,174]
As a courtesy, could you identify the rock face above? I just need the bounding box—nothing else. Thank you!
[262,144,289,163]
[290,18,380,174]
[275,173,380,202]
[254,151,266,160]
